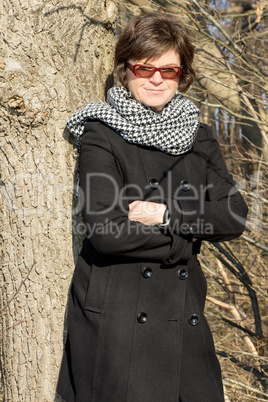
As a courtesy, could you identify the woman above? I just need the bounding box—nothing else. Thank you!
[57,13,248,402]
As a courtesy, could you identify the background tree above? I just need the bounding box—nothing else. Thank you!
[0,0,117,400]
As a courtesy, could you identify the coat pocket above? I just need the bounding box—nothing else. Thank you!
[84,265,112,314]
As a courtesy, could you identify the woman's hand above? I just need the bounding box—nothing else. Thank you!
[128,201,166,226]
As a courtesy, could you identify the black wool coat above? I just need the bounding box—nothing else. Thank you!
[57,121,248,402]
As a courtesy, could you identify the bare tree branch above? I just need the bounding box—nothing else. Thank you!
[221,317,258,338]
[206,242,263,337]
[223,377,268,397]
[241,234,268,253]
[191,0,267,81]
[206,295,258,357]
[217,350,266,381]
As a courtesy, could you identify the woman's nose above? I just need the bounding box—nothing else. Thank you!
[149,70,164,84]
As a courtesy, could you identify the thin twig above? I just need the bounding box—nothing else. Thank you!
[221,317,258,338]
[241,234,268,253]
[0,320,24,334]
[223,377,268,397]
[217,350,266,381]
[0,260,36,315]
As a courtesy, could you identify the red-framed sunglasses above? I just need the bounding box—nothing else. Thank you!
[126,62,182,79]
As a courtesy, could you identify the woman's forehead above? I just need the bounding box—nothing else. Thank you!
[132,49,181,65]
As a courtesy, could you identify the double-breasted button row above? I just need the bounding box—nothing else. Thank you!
[142,267,189,279]
[143,266,189,279]
[137,313,199,325]
[150,178,191,192]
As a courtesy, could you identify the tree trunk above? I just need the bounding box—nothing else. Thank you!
[0,0,117,400]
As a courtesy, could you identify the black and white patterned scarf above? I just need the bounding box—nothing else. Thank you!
[67,85,200,155]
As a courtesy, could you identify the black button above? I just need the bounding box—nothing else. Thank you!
[137,312,147,323]
[167,257,173,264]
[142,267,153,278]
[180,180,191,191]
[188,314,200,326]
[183,224,193,234]
[178,269,188,280]
[183,224,190,233]
[149,179,159,189]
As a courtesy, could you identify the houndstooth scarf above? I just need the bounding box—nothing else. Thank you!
[67,86,200,155]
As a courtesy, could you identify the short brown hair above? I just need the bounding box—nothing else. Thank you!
[114,13,195,92]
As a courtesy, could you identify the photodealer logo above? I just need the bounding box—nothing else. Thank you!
[231,172,262,232]
[73,220,125,239]
[179,219,213,235]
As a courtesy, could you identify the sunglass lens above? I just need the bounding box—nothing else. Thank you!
[135,66,155,77]
[161,68,180,79]
[133,65,181,79]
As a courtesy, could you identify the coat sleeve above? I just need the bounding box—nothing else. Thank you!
[165,124,248,242]
[78,122,189,264]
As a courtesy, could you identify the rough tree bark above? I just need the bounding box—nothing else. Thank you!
[0,0,117,400]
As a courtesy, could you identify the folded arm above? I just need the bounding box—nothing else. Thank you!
[166,125,248,242]
[78,122,189,264]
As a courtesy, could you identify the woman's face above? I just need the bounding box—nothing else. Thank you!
[126,49,181,112]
